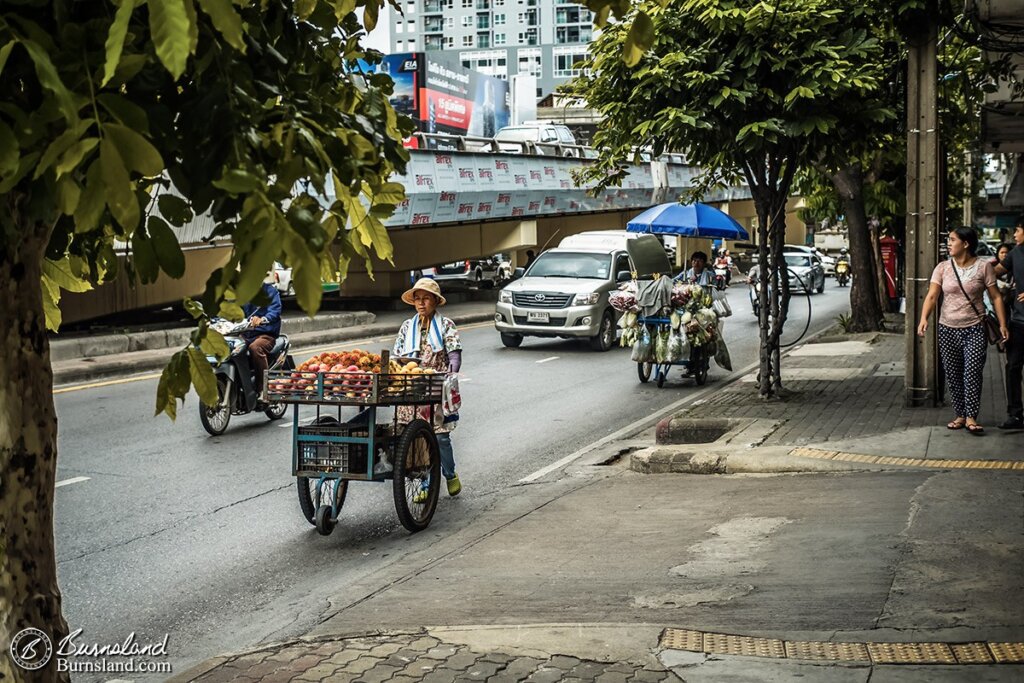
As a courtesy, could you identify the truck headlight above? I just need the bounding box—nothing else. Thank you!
[499,290,512,303]
[573,292,600,305]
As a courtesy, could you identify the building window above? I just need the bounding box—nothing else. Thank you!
[406,0,414,12]
[494,13,505,25]
[462,16,472,26]
[445,16,454,28]
[494,32,506,45]
[463,35,474,46]
[444,36,454,48]
[407,39,417,49]
[517,48,541,76]
[462,0,473,6]
[396,40,403,50]
[553,48,589,77]
[395,22,404,34]
[494,0,504,5]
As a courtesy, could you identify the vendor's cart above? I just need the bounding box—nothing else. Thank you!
[635,315,711,387]
[264,353,446,536]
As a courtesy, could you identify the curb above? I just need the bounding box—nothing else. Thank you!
[51,312,496,387]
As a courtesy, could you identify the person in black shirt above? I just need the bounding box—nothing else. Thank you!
[995,218,1024,429]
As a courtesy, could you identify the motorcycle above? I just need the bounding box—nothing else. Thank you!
[835,260,850,287]
[713,266,729,291]
[198,318,294,436]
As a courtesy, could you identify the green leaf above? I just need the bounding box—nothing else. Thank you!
[103,0,138,86]
[100,136,140,230]
[42,258,91,292]
[41,276,61,331]
[34,127,82,180]
[293,261,323,317]
[131,226,160,284]
[218,300,245,320]
[148,215,186,278]
[622,12,654,67]
[56,176,82,215]
[199,327,230,359]
[213,168,263,194]
[22,39,78,122]
[54,138,99,178]
[187,347,219,405]
[155,350,191,419]
[105,123,164,176]
[0,41,14,78]
[295,0,317,21]
[98,94,150,133]
[149,0,192,80]
[74,161,107,233]
[356,212,393,262]
[0,120,17,176]
[374,181,405,205]
[363,2,380,31]
[197,0,246,51]
[332,0,357,19]
[184,297,205,319]
[158,194,193,226]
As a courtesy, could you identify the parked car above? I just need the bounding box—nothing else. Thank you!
[272,262,293,296]
[494,123,580,157]
[786,244,836,276]
[495,231,639,351]
[416,255,510,288]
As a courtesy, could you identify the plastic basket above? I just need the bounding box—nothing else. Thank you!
[295,421,379,475]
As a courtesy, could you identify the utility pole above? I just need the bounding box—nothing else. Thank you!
[904,9,941,407]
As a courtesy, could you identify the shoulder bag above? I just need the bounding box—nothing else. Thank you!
[950,260,1004,351]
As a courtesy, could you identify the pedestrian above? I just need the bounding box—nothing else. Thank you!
[917,227,1010,435]
[525,249,537,270]
[677,250,714,286]
[393,277,463,499]
[995,219,1024,429]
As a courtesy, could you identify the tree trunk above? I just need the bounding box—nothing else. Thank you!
[869,225,888,313]
[766,195,790,392]
[0,209,70,682]
[831,164,884,332]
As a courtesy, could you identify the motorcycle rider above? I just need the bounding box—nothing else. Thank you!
[835,248,851,284]
[713,249,733,286]
[242,273,283,404]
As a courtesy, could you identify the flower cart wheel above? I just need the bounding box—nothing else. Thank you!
[298,477,348,526]
[297,416,348,525]
[314,504,336,536]
[637,362,652,383]
[656,365,667,388]
[393,419,441,533]
[696,366,708,386]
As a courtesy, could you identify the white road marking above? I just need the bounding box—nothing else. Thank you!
[55,476,90,488]
[536,356,559,364]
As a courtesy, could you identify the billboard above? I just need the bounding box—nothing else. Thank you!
[364,53,511,144]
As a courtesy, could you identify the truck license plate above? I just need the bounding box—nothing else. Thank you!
[527,311,550,323]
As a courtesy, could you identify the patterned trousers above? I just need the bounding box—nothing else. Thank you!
[938,323,987,419]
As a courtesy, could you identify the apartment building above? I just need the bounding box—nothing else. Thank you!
[387,0,593,99]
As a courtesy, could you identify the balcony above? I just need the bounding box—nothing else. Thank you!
[477,35,491,48]
[476,0,490,8]
[423,0,443,13]
[425,36,443,50]
[477,17,490,29]
[424,18,443,32]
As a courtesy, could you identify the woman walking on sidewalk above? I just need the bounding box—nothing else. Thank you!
[393,278,463,499]
[917,227,1009,435]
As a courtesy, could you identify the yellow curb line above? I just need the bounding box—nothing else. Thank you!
[787,447,1024,471]
[661,629,1024,664]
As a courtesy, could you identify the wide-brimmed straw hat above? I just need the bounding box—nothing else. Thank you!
[401,277,447,306]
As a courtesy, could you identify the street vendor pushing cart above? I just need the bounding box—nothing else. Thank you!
[393,278,463,500]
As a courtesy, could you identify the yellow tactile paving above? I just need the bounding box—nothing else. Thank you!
[952,643,995,664]
[660,629,1023,665]
[867,642,957,664]
[990,642,1024,663]
[703,632,785,658]
[784,641,870,662]
[787,447,1024,471]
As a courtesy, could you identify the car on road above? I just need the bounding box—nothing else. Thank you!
[495,231,637,351]
[494,123,581,157]
[272,262,293,296]
[786,244,836,276]
[782,252,826,293]
[416,255,511,288]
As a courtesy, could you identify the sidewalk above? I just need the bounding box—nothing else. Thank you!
[50,301,497,386]
[166,324,1024,683]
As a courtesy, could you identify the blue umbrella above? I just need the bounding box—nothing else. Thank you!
[626,202,749,240]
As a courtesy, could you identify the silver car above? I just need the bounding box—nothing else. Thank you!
[783,252,826,293]
[495,248,632,351]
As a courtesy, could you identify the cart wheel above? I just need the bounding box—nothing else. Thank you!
[265,401,287,420]
[637,362,652,383]
[393,419,440,533]
[297,477,348,526]
[696,367,708,385]
[656,367,666,388]
[314,504,336,536]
